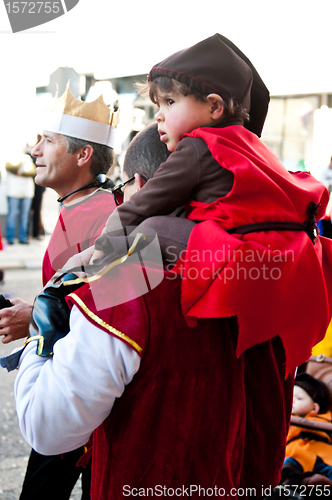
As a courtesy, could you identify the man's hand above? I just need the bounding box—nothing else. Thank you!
[0,298,32,343]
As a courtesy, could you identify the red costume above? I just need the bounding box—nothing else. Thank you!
[66,264,293,499]
[175,125,332,376]
[43,188,116,285]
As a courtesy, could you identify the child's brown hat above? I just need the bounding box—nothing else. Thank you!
[148,33,269,138]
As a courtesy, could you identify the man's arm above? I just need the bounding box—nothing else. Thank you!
[14,305,141,455]
[0,299,32,343]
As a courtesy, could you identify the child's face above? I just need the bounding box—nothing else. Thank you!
[154,91,213,152]
[292,385,316,417]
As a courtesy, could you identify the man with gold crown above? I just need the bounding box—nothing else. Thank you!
[0,85,118,500]
[0,85,118,342]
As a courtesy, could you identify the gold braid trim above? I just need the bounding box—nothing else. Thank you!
[63,232,145,286]
[68,293,143,355]
[24,335,46,356]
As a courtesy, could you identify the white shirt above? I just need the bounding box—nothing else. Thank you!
[6,172,35,199]
[6,156,35,198]
[14,305,141,455]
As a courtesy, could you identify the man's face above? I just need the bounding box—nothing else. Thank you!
[32,132,79,196]
[121,171,139,203]
[154,91,212,152]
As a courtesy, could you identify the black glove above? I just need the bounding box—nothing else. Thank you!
[28,272,85,356]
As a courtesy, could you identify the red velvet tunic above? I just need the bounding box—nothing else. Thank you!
[66,264,293,499]
[43,188,116,285]
[175,126,332,376]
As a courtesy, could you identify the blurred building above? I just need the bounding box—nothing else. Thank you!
[35,67,332,183]
[261,93,332,181]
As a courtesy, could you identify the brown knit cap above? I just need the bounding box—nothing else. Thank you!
[148,33,270,138]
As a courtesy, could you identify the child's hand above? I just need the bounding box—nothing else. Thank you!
[89,249,104,264]
[62,246,95,271]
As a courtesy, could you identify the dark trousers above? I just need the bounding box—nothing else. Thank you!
[19,448,91,500]
[31,185,45,237]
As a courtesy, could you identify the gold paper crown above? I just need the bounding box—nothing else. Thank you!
[43,84,119,148]
[52,85,119,128]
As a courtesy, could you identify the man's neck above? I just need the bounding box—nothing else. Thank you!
[58,181,96,205]
[62,186,98,206]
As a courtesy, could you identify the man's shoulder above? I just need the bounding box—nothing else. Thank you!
[65,264,174,356]
[61,187,115,213]
[102,178,115,190]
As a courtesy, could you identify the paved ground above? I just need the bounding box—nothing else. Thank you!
[0,189,82,499]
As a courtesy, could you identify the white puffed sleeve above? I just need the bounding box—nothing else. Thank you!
[14,305,141,455]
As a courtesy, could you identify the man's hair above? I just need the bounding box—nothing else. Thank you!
[123,122,171,180]
[138,76,249,125]
[63,136,114,178]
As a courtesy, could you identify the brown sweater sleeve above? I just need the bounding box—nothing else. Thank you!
[94,136,234,249]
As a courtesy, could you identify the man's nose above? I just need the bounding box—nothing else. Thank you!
[31,141,42,157]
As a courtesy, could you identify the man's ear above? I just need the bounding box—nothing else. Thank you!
[135,173,147,192]
[77,145,94,167]
[207,93,224,121]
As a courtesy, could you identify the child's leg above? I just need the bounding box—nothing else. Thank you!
[93,216,196,269]
[135,216,196,265]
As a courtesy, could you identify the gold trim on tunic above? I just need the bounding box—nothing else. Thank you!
[68,293,143,355]
[63,233,145,286]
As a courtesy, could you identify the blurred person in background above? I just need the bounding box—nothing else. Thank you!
[0,222,3,284]
[321,156,332,195]
[5,153,35,244]
[25,134,46,240]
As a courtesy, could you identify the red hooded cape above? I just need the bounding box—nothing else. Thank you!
[174,126,332,376]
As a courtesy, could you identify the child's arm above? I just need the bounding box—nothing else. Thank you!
[94,137,203,252]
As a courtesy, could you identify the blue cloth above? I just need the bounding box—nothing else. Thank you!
[314,457,332,480]
[284,457,301,468]
[6,196,32,243]
[284,456,332,480]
